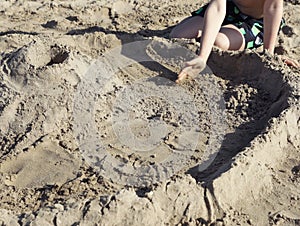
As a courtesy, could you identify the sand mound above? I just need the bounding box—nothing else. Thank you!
[0,0,299,225]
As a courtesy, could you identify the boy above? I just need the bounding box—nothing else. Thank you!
[170,0,299,83]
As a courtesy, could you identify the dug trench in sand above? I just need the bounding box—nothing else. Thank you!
[0,0,299,225]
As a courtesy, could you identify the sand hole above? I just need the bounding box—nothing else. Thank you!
[81,54,224,186]
[74,39,291,186]
[47,45,69,66]
[190,51,291,180]
[5,41,70,89]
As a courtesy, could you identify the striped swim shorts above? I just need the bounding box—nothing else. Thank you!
[192,0,285,49]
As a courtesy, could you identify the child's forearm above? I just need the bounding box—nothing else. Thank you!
[263,0,283,54]
[198,0,226,62]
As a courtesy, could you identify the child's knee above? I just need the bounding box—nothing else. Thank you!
[214,39,227,50]
[214,35,230,50]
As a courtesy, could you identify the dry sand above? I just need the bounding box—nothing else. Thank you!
[0,0,299,225]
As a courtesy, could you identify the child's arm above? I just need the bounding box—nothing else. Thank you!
[198,0,226,62]
[264,0,299,67]
[263,0,283,54]
[176,0,226,83]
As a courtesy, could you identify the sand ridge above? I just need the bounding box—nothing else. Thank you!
[0,0,299,225]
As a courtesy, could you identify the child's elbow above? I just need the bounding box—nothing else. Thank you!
[208,1,226,17]
[264,0,283,15]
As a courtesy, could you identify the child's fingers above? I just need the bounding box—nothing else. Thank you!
[177,57,206,84]
[289,59,299,67]
[282,56,299,68]
[176,71,188,83]
[285,59,299,68]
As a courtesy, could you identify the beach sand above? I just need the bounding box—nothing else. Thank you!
[0,0,299,225]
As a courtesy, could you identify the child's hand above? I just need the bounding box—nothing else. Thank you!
[176,57,206,83]
[281,56,299,68]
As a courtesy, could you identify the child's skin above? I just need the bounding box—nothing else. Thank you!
[170,0,299,83]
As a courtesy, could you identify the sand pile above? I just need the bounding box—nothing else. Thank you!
[0,0,299,225]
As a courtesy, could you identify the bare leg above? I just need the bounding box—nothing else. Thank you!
[170,17,245,51]
[173,18,246,83]
[215,24,245,50]
[169,16,204,39]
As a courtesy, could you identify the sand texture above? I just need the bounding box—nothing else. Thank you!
[0,0,300,225]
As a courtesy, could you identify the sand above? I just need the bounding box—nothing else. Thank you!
[0,0,299,225]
